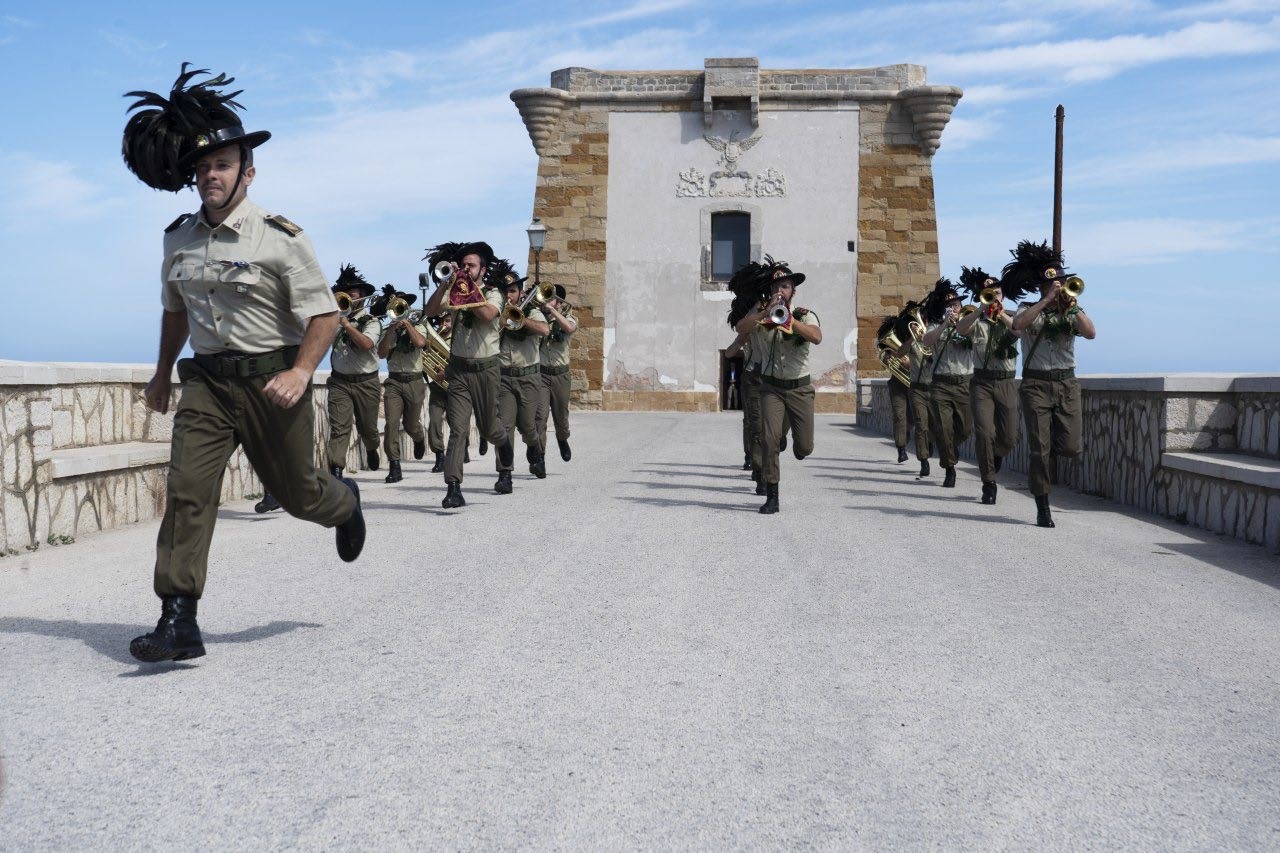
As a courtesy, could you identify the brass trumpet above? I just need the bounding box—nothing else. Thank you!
[979,288,999,306]
[1062,276,1085,299]
[432,260,457,285]
[958,304,978,320]
[768,303,791,327]
[335,292,374,316]
[385,295,411,322]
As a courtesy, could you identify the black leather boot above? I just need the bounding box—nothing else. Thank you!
[497,441,515,469]
[994,455,1003,473]
[918,460,930,478]
[254,493,281,513]
[741,453,752,470]
[1035,494,1055,528]
[430,452,444,473]
[530,452,547,479]
[495,470,513,494]
[943,466,956,488]
[130,595,205,663]
[329,465,343,479]
[335,478,365,562]
[367,448,380,471]
[981,482,997,505]
[759,483,779,515]
[384,460,403,483]
[559,439,572,462]
[413,436,426,460]
[897,446,908,463]
[479,438,489,456]
[442,480,465,509]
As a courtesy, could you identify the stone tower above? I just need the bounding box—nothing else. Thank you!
[511,58,961,412]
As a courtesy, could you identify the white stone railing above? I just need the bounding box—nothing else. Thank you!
[0,360,430,555]
[855,374,1280,553]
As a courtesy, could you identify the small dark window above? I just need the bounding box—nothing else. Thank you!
[710,212,750,280]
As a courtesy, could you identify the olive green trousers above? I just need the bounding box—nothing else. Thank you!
[155,360,355,598]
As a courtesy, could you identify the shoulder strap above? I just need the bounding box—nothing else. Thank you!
[264,214,303,236]
[164,213,193,233]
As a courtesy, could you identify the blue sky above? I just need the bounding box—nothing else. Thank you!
[1,0,1277,373]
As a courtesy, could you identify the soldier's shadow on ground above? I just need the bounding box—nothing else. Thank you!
[845,505,1025,525]
[0,617,322,673]
[617,495,759,512]
[634,467,747,480]
[619,479,750,495]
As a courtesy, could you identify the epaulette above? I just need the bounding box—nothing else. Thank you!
[265,214,303,236]
[164,213,193,233]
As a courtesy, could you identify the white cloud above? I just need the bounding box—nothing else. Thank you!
[930,18,1280,83]
[939,115,1001,150]
[959,83,1042,105]
[581,0,697,27]
[0,155,124,228]
[1161,0,1280,18]
[974,20,1056,43]
[1071,134,1280,185]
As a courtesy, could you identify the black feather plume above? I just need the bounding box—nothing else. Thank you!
[1000,239,1065,302]
[122,62,246,192]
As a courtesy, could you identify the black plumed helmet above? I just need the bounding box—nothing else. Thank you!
[122,63,270,192]
[921,277,958,324]
[958,265,997,300]
[424,241,465,267]
[1000,240,1070,302]
[332,264,375,297]
[726,259,771,328]
[487,258,527,290]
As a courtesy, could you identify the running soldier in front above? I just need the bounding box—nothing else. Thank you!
[734,259,820,514]
[1005,240,1097,528]
[122,65,364,662]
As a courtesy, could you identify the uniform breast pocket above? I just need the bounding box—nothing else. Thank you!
[216,263,261,295]
[167,260,202,287]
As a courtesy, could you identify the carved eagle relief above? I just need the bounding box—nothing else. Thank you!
[703,130,762,170]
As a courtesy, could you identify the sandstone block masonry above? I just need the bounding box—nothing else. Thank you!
[512,58,961,411]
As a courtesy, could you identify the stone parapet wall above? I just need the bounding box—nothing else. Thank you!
[0,361,438,554]
[548,65,924,97]
[856,375,1280,552]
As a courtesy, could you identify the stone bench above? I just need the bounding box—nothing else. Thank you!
[50,442,171,480]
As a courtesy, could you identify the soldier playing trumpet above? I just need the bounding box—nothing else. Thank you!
[955,266,1020,505]
[536,285,577,463]
[326,264,382,479]
[1005,240,1097,529]
[920,278,973,489]
[495,265,550,492]
[376,286,428,483]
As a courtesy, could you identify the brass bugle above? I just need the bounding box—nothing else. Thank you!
[1062,276,1085,299]
[979,287,999,306]
[335,292,374,315]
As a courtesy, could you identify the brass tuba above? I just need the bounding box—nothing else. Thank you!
[877,329,911,386]
[420,324,451,389]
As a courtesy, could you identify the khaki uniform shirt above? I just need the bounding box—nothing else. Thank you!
[161,198,335,354]
[500,308,547,369]
[540,313,575,369]
[449,287,504,360]
[931,323,974,378]
[911,333,937,384]
[1020,309,1082,371]
[330,313,380,375]
[968,315,1019,373]
[383,321,429,374]
[751,309,820,381]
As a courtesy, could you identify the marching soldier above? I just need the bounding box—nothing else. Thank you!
[424,313,459,473]
[894,300,936,478]
[376,287,428,483]
[123,65,364,663]
[955,266,1020,504]
[735,259,820,514]
[725,328,763,492]
[326,264,381,479]
[536,285,577,463]
[876,315,911,463]
[495,268,550,492]
[1006,240,1097,528]
[921,278,973,489]
[422,241,514,508]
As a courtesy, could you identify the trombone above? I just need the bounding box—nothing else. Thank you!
[335,292,374,316]
[501,282,556,331]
